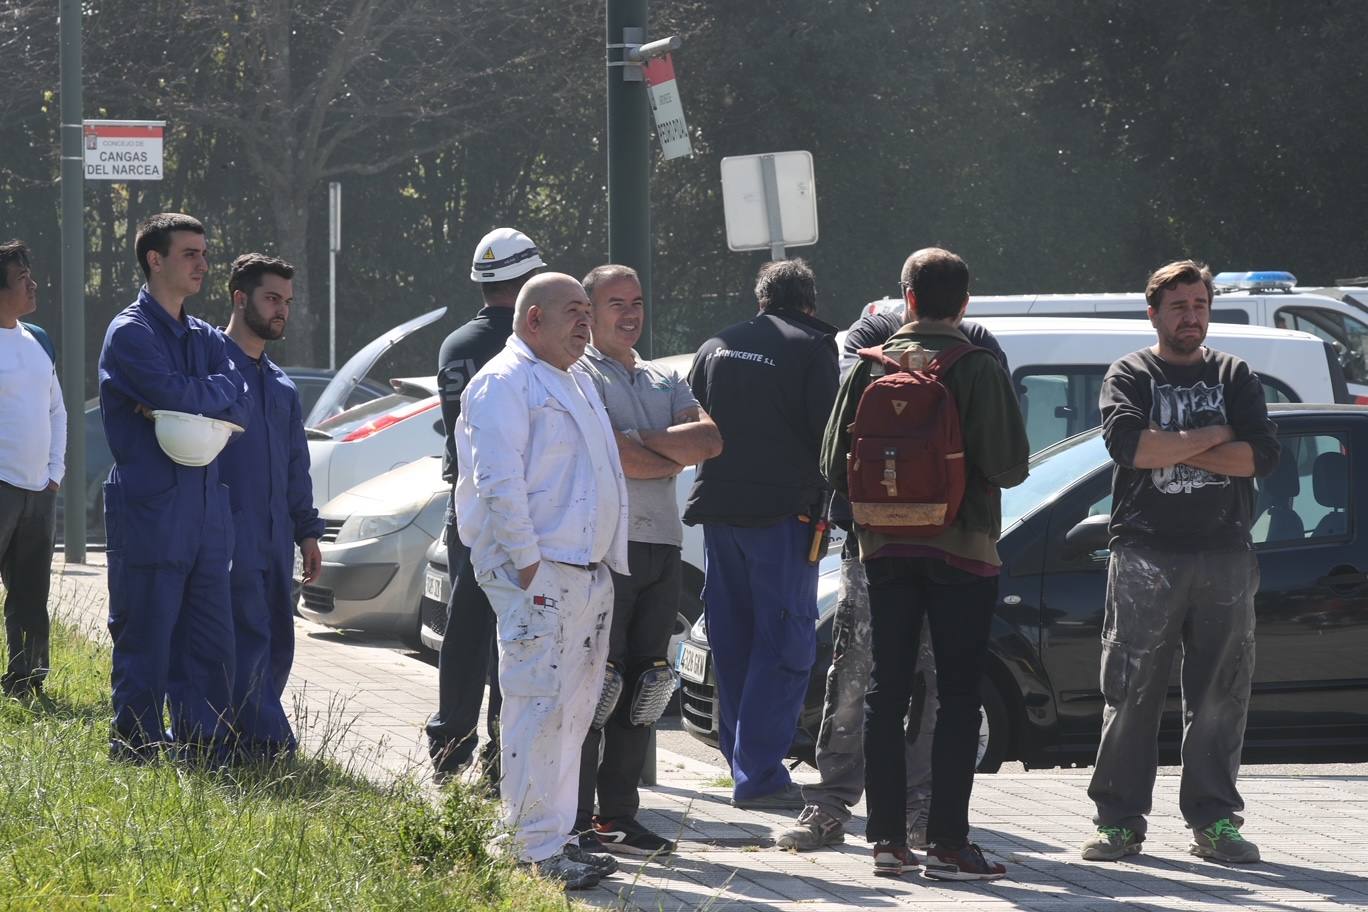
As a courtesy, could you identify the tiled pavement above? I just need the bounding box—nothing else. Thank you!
[49,552,1368,911]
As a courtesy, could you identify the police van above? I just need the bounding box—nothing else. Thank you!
[861,270,1368,402]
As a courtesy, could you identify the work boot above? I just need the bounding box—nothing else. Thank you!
[777,805,845,851]
[525,851,602,890]
[1190,819,1261,863]
[1081,825,1143,861]
[561,840,619,876]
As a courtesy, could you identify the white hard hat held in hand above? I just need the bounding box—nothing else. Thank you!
[151,410,243,467]
[470,227,545,283]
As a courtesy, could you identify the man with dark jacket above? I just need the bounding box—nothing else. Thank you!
[684,258,838,809]
[822,247,1029,880]
[425,227,544,782]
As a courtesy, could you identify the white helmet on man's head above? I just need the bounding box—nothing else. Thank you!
[470,227,545,283]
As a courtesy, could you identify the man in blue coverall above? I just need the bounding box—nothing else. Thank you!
[218,253,323,759]
[98,213,250,762]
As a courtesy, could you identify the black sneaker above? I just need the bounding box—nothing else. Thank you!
[922,842,1007,881]
[873,841,920,877]
[592,816,676,856]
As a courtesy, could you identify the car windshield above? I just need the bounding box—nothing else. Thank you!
[313,393,418,436]
[1000,429,1112,531]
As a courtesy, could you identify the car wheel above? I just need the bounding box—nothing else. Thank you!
[976,677,1009,774]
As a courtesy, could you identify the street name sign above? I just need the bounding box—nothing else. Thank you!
[83,120,165,181]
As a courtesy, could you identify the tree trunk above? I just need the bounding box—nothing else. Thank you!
[273,194,316,367]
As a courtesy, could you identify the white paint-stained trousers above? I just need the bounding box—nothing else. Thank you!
[479,560,613,862]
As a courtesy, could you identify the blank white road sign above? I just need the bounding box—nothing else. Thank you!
[719,150,818,252]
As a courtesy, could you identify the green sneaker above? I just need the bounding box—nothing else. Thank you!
[1190,818,1261,863]
[1080,825,1142,861]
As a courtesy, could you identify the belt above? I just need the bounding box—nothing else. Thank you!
[553,560,600,572]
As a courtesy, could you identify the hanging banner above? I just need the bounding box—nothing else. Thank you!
[643,55,693,161]
[83,120,165,181]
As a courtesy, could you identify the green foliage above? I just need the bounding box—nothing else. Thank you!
[3,0,1366,374]
[0,621,584,910]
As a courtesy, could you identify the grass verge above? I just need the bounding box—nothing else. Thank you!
[0,619,588,911]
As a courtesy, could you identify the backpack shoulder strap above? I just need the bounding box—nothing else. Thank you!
[926,342,985,379]
[857,345,904,375]
[20,322,56,366]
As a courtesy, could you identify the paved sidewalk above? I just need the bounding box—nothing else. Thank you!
[49,553,1368,911]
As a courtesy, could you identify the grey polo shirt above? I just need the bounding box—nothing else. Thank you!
[576,345,700,547]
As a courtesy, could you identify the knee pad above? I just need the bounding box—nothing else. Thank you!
[592,662,624,730]
[625,659,679,727]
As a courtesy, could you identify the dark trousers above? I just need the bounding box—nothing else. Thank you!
[703,518,818,801]
[864,556,997,847]
[1088,544,1257,835]
[425,510,502,772]
[0,481,57,692]
[577,541,682,826]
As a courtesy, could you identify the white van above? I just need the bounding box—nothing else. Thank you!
[860,271,1368,401]
[975,316,1343,453]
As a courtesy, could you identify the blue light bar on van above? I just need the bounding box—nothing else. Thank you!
[1212,270,1297,293]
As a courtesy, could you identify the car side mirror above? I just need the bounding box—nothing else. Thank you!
[1064,513,1111,558]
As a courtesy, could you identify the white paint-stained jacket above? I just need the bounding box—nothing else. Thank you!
[455,336,629,576]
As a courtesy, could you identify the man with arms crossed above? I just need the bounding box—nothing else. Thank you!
[1082,260,1278,864]
[574,264,722,856]
[218,254,323,758]
[454,272,628,889]
[0,240,65,701]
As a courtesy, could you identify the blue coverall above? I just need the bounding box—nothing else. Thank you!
[217,338,323,756]
[98,288,250,759]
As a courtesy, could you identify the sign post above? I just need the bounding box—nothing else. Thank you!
[719,150,819,260]
[59,0,85,562]
[329,182,341,371]
[82,120,165,181]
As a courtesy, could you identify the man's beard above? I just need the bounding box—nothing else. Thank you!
[1162,326,1205,355]
[245,303,286,341]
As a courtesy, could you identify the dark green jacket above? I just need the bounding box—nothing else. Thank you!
[820,322,1030,566]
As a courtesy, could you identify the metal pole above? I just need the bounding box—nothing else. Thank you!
[59,0,85,562]
[606,0,653,358]
[328,181,340,370]
[760,154,787,262]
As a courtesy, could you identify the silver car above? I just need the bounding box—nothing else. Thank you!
[296,454,446,648]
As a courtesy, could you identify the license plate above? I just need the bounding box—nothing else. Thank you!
[677,642,708,684]
[424,568,447,603]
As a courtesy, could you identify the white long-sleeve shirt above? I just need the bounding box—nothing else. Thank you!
[455,336,629,577]
[0,323,66,492]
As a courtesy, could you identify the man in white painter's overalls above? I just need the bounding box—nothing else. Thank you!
[453,272,629,891]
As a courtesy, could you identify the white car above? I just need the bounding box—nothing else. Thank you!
[858,273,1368,398]
[304,306,447,505]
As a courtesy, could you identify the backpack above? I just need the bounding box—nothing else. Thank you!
[846,342,980,537]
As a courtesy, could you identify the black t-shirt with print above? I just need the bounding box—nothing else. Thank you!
[1099,347,1280,552]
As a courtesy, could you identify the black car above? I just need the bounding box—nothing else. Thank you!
[678,404,1368,771]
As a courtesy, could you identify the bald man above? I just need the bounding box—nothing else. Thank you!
[453,273,630,890]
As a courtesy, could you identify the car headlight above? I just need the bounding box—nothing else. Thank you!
[334,502,424,544]
[690,613,707,643]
